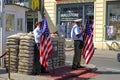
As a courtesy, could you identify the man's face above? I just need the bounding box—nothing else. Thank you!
[70,22,75,27]
[77,22,82,26]
[38,22,42,27]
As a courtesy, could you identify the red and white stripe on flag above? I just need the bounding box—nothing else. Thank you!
[82,34,95,64]
[40,35,53,70]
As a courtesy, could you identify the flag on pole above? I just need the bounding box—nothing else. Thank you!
[39,16,53,70]
[82,20,95,64]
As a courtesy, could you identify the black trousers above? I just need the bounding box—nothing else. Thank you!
[33,43,47,74]
[33,43,41,74]
[72,40,82,67]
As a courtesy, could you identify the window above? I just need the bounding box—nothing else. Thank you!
[57,3,94,39]
[5,14,15,31]
[5,0,13,4]
[84,5,94,23]
[106,1,120,40]
[58,5,83,39]
[17,18,23,31]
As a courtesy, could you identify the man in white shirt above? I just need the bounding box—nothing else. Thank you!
[71,19,84,70]
[33,21,42,75]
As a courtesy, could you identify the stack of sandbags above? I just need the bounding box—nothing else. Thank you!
[18,33,35,75]
[5,33,65,74]
[49,36,59,69]
[48,34,65,70]
[58,37,65,67]
[5,33,25,73]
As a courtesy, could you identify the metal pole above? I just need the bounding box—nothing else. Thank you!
[0,0,4,67]
[7,48,14,80]
[40,0,44,17]
[8,48,10,80]
[43,0,44,15]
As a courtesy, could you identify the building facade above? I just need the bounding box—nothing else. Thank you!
[44,0,120,50]
[1,0,120,50]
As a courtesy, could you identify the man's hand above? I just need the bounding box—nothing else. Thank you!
[76,32,83,38]
[76,34,80,38]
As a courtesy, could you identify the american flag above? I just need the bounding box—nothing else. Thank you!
[82,20,95,64]
[40,16,53,70]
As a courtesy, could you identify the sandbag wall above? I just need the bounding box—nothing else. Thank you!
[18,33,34,75]
[5,34,20,73]
[5,33,65,74]
[48,35,65,70]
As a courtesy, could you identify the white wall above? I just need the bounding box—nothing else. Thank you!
[2,5,29,53]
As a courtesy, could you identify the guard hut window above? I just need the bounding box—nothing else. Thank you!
[5,14,15,31]
[106,1,120,40]
[17,18,23,31]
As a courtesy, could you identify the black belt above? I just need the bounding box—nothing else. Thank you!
[74,40,83,42]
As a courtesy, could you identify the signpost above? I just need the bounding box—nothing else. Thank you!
[0,0,4,67]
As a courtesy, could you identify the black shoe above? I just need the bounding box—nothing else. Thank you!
[36,72,41,75]
[77,66,85,68]
[72,66,78,70]
[41,70,49,73]
[32,72,37,75]
[41,65,49,73]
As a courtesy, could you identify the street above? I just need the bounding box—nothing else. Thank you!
[65,49,120,80]
[91,54,120,80]
[91,57,120,71]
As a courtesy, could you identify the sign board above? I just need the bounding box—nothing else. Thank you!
[0,0,1,23]
[60,10,79,21]
[31,0,40,10]
[0,0,4,27]
[107,25,117,39]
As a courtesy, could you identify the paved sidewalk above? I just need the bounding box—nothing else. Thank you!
[0,67,54,80]
[0,49,118,80]
[93,49,118,58]
[65,48,118,58]
[0,66,96,80]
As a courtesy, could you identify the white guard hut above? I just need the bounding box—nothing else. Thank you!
[0,4,29,63]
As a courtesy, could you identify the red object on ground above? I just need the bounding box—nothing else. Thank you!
[39,66,99,80]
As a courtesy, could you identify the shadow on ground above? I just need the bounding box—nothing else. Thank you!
[96,70,120,74]
[39,66,98,80]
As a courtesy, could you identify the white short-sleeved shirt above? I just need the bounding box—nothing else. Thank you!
[71,24,83,40]
[33,27,41,43]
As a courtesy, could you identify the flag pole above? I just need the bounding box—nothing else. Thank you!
[40,0,44,18]
[39,0,55,73]
[41,0,55,73]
